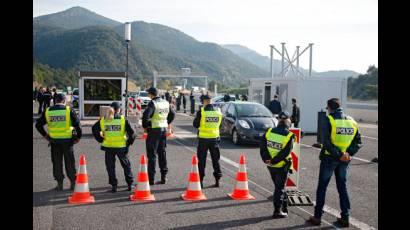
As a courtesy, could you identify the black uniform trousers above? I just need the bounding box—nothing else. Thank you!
[190,99,195,114]
[38,100,44,115]
[105,151,133,186]
[50,142,76,183]
[267,166,289,212]
[197,138,222,181]
[176,98,181,111]
[146,129,168,181]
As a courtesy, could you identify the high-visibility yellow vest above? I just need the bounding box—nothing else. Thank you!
[325,115,358,155]
[198,107,222,138]
[151,99,169,128]
[100,116,127,148]
[265,128,294,168]
[45,106,73,139]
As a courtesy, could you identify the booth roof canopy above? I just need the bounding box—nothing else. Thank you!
[79,71,126,78]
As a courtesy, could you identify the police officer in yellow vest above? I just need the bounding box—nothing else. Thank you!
[307,98,362,227]
[35,93,82,191]
[142,87,175,185]
[193,95,223,188]
[92,102,136,193]
[260,111,294,219]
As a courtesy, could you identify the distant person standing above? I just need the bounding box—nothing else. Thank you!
[190,89,195,115]
[43,87,53,111]
[182,92,187,113]
[176,90,182,112]
[33,87,38,103]
[241,94,248,101]
[52,88,58,105]
[223,93,230,102]
[165,91,171,103]
[269,95,282,116]
[37,87,44,115]
[291,98,300,128]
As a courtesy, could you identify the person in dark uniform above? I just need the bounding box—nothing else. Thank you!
[52,88,57,105]
[193,94,222,188]
[307,98,362,227]
[268,94,282,116]
[35,93,82,191]
[241,94,248,101]
[92,102,136,193]
[260,111,295,219]
[223,93,230,102]
[165,91,172,103]
[291,98,300,128]
[142,87,175,185]
[37,87,44,115]
[182,92,187,113]
[176,90,182,112]
[190,89,195,115]
[42,87,53,111]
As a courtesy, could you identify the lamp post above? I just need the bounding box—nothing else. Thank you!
[124,22,131,117]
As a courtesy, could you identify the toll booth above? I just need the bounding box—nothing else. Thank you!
[78,71,127,119]
[248,76,347,133]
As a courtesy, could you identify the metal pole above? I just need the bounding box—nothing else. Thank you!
[205,76,208,91]
[270,45,274,78]
[281,43,285,78]
[309,43,313,77]
[125,41,129,117]
[296,46,300,76]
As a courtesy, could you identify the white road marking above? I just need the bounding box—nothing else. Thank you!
[300,144,374,164]
[362,135,378,141]
[171,138,377,230]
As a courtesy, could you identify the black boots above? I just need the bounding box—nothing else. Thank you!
[336,217,350,227]
[272,211,288,219]
[111,185,117,193]
[200,181,204,189]
[55,181,63,191]
[127,184,135,191]
[70,181,75,190]
[160,174,167,184]
[214,179,220,188]
[306,216,321,226]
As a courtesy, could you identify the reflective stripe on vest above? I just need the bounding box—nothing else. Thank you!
[100,116,127,148]
[45,106,73,139]
[198,107,222,138]
[151,99,169,128]
[265,128,293,168]
[325,115,358,155]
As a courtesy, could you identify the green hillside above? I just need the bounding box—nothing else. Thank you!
[348,66,378,100]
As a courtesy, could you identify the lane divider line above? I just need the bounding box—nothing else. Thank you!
[300,144,374,164]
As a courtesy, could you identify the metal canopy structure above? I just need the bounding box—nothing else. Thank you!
[153,68,208,90]
[269,43,314,78]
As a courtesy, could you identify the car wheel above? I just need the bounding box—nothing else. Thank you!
[73,100,78,108]
[232,129,241,145]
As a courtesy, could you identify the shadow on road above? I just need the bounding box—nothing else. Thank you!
[266,223,335,230]
[166,199,270,215]
[168,215,272,230]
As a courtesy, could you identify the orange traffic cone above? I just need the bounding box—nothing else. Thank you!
[166,124,174,138]
[130,154,155,201]
[228,154,255,200]
[181,155,207,201]
[68,154,95,204]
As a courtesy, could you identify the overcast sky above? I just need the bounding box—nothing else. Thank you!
[33,0,378,73]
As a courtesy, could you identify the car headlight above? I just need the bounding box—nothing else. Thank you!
[238,120,250,129]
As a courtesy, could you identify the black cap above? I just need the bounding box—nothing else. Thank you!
[327,98,340,110]
[54,93,66,102]
[147,87,158,96]
[110,102,121,109]
[278,111,290,119]
[203,95,212,100]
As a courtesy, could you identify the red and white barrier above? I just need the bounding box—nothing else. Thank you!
[285,128,301,190]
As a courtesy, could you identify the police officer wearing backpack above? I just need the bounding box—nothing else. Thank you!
[142,87,175,185]
[260,111,295,219]
[193,95,222,188]
[35,93,82,191]
[92,102,136,193]
[307,98,362,227]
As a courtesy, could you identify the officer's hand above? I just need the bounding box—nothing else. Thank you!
[265,160,271,164]
[44,134,50,141]
[340,152,350,162]
[73,139,80,144]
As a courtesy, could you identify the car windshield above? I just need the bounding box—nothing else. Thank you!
[235,103,273,117]
[139,92,148,97]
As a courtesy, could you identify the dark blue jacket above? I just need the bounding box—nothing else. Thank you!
[269,100,282,114]
[319,108,362,161]
[35,104,82,144]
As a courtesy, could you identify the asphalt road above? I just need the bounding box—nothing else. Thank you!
[33,103,378,230]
